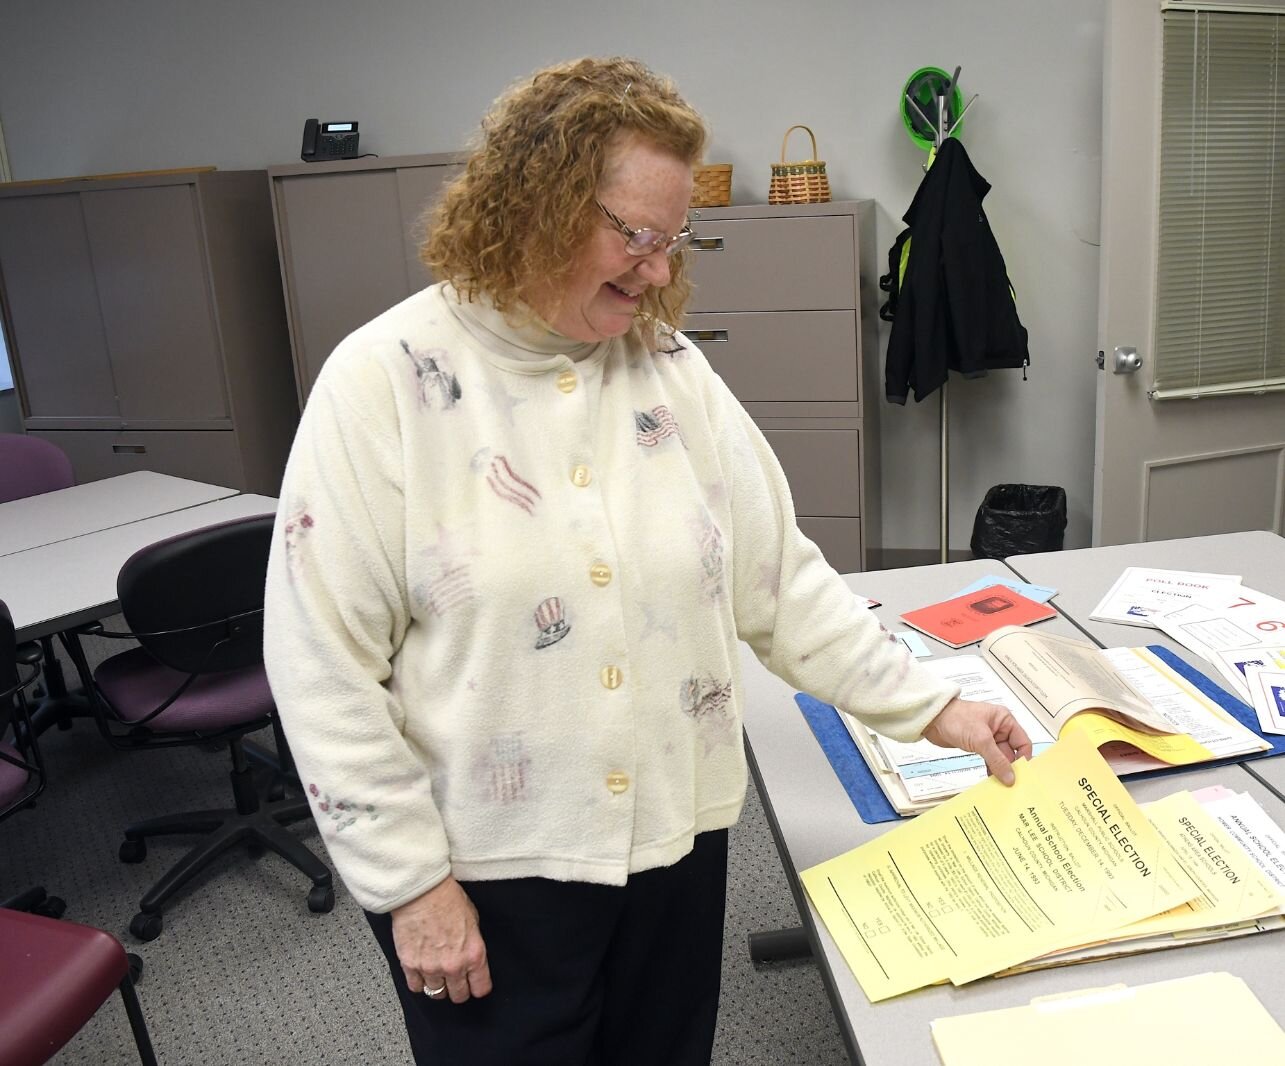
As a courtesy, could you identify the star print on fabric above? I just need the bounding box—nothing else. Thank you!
[638,601,678,643]
[755,560,781,600]
[479,376,526,427]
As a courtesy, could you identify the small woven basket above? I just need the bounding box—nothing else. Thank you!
[691,163,732,208]
[768,125,831,205]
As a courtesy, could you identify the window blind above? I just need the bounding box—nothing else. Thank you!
[1153,9,1285,398]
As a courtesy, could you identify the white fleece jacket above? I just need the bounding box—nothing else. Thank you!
[263,282,958,913]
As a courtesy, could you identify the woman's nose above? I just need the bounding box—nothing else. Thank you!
[634,248,671,287]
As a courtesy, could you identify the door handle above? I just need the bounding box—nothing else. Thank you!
[689,237,724,251]
[1113,346,1143,374]
[681,329,729,343]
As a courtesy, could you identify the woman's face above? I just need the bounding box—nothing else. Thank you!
[538,136,693,343]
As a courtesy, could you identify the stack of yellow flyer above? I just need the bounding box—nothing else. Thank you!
[930,972,1285,1065]
[799,728,1285,1002]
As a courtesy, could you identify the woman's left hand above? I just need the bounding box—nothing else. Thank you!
[921,697,1033,785]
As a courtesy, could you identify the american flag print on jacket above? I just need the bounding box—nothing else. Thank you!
[484,454,542,515]
[635,405,686,449]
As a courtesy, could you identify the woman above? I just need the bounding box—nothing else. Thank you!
[264,56,1031,1066]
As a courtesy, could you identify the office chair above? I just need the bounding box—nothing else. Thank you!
[0,908,158,1066]
[0,434,84,735]
[64,514,334,941]
[0,599,66,917]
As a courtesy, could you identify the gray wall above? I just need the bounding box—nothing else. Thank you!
[0,0,1105,552]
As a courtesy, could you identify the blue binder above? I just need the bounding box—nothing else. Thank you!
[795,644,1285,826]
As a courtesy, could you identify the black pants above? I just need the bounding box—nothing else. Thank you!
[365,829,729,1066]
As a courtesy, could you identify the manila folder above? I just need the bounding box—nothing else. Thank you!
[930,971,1285,1066]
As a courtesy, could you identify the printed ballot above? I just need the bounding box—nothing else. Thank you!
[800,730,1196,1001]
[930,972,1285,1066]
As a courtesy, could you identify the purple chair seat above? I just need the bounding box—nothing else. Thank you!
[0,908,156,1066]
[0,741,31,808]
[0,434,74,505]
[95,649,275,733]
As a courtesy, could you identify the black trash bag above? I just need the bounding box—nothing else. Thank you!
[969,484,1067,559]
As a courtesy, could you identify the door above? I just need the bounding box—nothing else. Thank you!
[1094,0,1285,544]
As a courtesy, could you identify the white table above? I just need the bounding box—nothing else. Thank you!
[0,471,237,557]
[740,555,1285,1065]
[3,494,278,641]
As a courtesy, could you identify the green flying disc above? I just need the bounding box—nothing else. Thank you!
[900,66,965,151]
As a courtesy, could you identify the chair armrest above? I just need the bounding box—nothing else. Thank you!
[15,641,43,666]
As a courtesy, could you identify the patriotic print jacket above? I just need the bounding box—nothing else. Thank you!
[264,283,957,912]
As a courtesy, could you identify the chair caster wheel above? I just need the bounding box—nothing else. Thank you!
[130,911,163,942]
[119,839,147,863]
[307,885,335,913]
[34,895,67,919]
[127,953,145,983]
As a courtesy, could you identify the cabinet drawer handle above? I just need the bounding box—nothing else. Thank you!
[112,445,147,455]
[690,237,724,251]
[681,329,729,343]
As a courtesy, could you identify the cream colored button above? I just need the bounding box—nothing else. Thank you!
[605,771,630,794]
[590,563,612,587]
[556,370,577,393]
[600,665,623,690]
[571,464,592,487]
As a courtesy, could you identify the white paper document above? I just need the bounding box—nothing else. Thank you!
[1153,585,1285,696]
[851,655,1056,801]
[1089,567,1242,628]
[1100,645,1270,769]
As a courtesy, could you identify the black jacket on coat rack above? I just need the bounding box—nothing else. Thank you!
[884,136,1029,405]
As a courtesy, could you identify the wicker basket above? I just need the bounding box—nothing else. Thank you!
[691,163,732,208]
[768,125,831,205]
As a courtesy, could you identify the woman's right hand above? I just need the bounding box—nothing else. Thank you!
[390,875,493,1003]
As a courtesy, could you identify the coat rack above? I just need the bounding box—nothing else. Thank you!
[903,66,977,563]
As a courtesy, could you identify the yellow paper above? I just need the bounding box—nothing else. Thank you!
[1060,710,1213,765]
[800,729,1195,1002]
[1116,791,1285,937]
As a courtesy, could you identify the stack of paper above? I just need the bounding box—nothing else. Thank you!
[839,626,1269,816]
[800,730,1285,1003]
[930,972,1285,1066]
[1150,584,1285,735]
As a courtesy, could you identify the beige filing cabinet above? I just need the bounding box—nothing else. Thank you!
[0,169,299,494]
[268,152,466,403]
[683,200,880,573]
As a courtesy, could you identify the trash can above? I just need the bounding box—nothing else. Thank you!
[969,484,1067,559]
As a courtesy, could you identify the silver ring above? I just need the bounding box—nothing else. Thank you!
[424,983,447,997]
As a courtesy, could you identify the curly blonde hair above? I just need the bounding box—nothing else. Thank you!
[422,56,707,333]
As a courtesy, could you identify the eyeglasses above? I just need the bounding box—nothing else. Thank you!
[596,200,694,257]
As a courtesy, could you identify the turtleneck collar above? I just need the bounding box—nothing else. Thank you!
[444,285,607,364]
